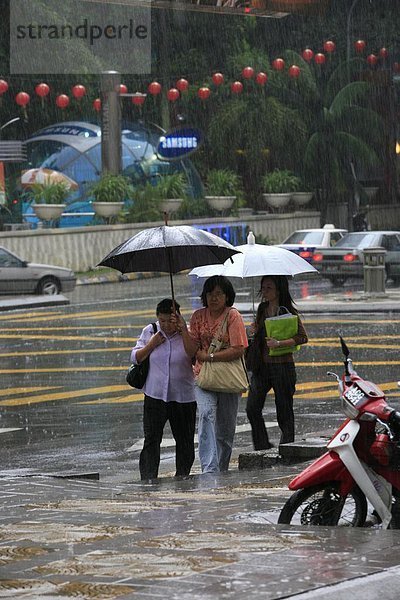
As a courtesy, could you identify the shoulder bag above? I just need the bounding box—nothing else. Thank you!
[264,307,300,357]
[126,323,157,389]
[197,311,249,394]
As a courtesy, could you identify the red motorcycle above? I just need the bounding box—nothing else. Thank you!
[278,338,400,528]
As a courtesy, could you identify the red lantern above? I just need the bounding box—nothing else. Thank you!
[255,72,268,86]
[93,98,101,112]
[56,94,70,109]
[367,53,378,66]
[242,66,255,79]
[314,53,326,65]
[302,48,314,63]
[15,91,30,107]
[148,81,162,96]
[119,83,128,94]
[72,84,86,99]
[132,92,146,106]
[393,62,400,74]
[354,39,366,53]
[288,65,301,79]
[379,47,389,59]
[323,40,336,53]
[176,78,189,92]
[272,58,285,71]
[231,81,243,94]
[35,83,50,98]
[166,88,179,102]
[212,72,224,86]
[198,86,211,100]
[0,79,9,95]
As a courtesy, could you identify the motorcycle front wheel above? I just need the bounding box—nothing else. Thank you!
[278,483,367,527]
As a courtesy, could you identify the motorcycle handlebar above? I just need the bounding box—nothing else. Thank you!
[388,411,400,440]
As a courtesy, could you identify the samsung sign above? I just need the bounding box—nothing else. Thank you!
[157,128,203,161]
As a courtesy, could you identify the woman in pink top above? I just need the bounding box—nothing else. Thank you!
[190,275,248,473]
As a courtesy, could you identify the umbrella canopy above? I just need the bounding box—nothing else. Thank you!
[98,225,241,302]
[21,168,79,190]
[189,231,318,315]
[189,231,318,279]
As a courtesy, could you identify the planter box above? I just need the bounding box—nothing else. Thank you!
[92,202,124,218]
[262,193,291,210]
[292,192,313,207]
[33,204,65,221]
[160,198,183,215]
[205,196,236,212]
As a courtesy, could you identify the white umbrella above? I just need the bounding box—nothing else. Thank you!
[189,231,318,278]
[189,231,318,313]
[21,168,79,190]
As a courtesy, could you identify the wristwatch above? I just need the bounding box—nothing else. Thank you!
[209,353,215,362]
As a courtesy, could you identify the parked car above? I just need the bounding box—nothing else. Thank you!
[0,246,76,295]
[279,224,347,261]
[312,231,400,284]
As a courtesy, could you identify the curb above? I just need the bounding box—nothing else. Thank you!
[76,272,163,285]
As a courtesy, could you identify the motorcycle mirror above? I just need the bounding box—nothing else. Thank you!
[340,336,350,358]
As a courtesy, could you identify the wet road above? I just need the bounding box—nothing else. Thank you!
[1,274,400,482]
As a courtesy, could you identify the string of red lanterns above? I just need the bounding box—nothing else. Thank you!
[0,40,398,114]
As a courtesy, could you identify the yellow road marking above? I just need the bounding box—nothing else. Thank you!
[0,385,130,407]
[2,380,399,407]
[0,367,124,374]
[0,333,135,342]
[0,386,61,397]
[0,347,133,358]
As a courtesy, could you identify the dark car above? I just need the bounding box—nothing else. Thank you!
[312,231,400,284]
[0,246,76,295]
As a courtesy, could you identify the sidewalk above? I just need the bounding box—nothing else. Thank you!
[2,446,400,600]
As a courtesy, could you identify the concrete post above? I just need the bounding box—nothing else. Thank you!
[100,71,121,175]
[363,247,386,295]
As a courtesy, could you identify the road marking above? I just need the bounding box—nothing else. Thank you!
[0,386,61,398]
[0,385,130,407]
[0,428,24,434]
[0,379,398,407]
[126,422,278,452]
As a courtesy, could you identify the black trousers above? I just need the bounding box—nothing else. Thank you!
[246,362,297,449]
[139,395,197,480]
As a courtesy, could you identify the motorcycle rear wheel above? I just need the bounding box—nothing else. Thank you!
[278,483,367,527]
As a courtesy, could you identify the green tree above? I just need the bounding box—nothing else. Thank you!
[274,51,385,227]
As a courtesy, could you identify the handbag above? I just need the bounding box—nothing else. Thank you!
[244,330,263,374]
[126,323,157,389]
[264,307,300,357]
[197,311,249,393]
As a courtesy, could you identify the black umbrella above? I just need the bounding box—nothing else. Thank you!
[98,224,241,302]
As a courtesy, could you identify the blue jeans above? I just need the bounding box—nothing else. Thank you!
[195,384,239,473]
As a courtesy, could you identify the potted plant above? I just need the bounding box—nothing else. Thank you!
[154,172,188,216]
[204,168,242,213]
[262,169,301,210]
[30,181,71,221]
[91,173,133,219]
[292,181,314,207]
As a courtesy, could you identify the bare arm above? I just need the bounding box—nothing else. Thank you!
[172,313,199,358]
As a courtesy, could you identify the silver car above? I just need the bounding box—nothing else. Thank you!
[312,231,400,284]
[0,246,76,295]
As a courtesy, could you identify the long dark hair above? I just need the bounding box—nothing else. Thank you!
[255,275,298,330]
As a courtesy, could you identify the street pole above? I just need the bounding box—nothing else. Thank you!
[100,71,122,176]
